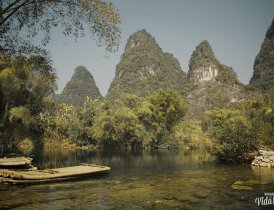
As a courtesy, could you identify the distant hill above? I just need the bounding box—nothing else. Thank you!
[187,40,246,113]
[249,18,274,100]
[57,66,102,106]
[57,21,273,110]
[106,29,190,100]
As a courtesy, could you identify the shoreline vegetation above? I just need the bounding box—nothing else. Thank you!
[0,53,273,163]
[1,86,273,164]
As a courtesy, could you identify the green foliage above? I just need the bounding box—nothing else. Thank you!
[1,0,121,55]
[92,94,149,148]
[204,109,258,163]
[91,91,189,149]
[40,97,100,146]
[139,91,189,148]
[114,93,143,110]
[91,101,149,148]
[0,53,57,145]
[173,119,213,150]
[203,97,274,163]
[146,91,188,131]
[243,99,274,150]
[9,106,35,127]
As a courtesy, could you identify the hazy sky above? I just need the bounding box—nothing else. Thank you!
[45,0,274,96]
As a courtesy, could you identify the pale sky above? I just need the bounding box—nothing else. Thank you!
[44,0,274,96]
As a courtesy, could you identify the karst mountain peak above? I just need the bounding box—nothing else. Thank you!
[106,29,189,100]
[249,18,274,99]
[58,19,274,109]
[188,40,223,85]
[58,66,102,106]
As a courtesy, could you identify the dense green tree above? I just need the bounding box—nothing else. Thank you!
[0,53,56,145]
[139,91,189,148]
[114,93,143,110]
[173,119,213,150]
[201,95,274,163]
[91,98,150,149]
[0,0,121,55]
[75,97,100,145]
[243,99,274,150]
[41,94,149,148]
[204,109,258,163]
[40,97,100,146]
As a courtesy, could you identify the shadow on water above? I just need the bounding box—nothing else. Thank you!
[1,147,274,209]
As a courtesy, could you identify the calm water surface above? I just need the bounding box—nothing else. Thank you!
[1,148,274,210]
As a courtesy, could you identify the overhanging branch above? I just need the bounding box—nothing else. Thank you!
[0,0,28,26]
[0,0,23,16]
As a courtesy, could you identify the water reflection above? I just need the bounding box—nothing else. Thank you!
[1,148,274,209]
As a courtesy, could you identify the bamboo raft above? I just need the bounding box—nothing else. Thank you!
[0,163,110,184]
[0,157,33,167]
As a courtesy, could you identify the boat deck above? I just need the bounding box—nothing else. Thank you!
[0,157,32,167]
[0,164,110,184]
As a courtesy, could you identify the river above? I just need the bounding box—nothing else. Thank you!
[1,148,274,209]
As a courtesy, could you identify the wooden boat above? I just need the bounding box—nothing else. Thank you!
[0,163,110,184]
[0,157,33,167]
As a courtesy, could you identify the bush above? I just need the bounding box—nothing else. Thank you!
[204,109,258,163]
[173,119,213,150]
[138,91,189,147]
[91,101,150,149]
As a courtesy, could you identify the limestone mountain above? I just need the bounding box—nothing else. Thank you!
[249,19,274,99]
[57,66,102,106]
[187,40,246,113]
[106,29,189,100]
[188,40,220,85]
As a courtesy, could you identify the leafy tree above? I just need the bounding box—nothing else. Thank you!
[202,96,274,163]
[114,93,143,110]
[40,97,100,146]
[139,91,189,148]
[173,119,213,150]
[92,99,150,149]
[0,0,121,55]
[204,109,258,163]
[75,97,100,145]
[0,53,57,145]
[243,99,274,150]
